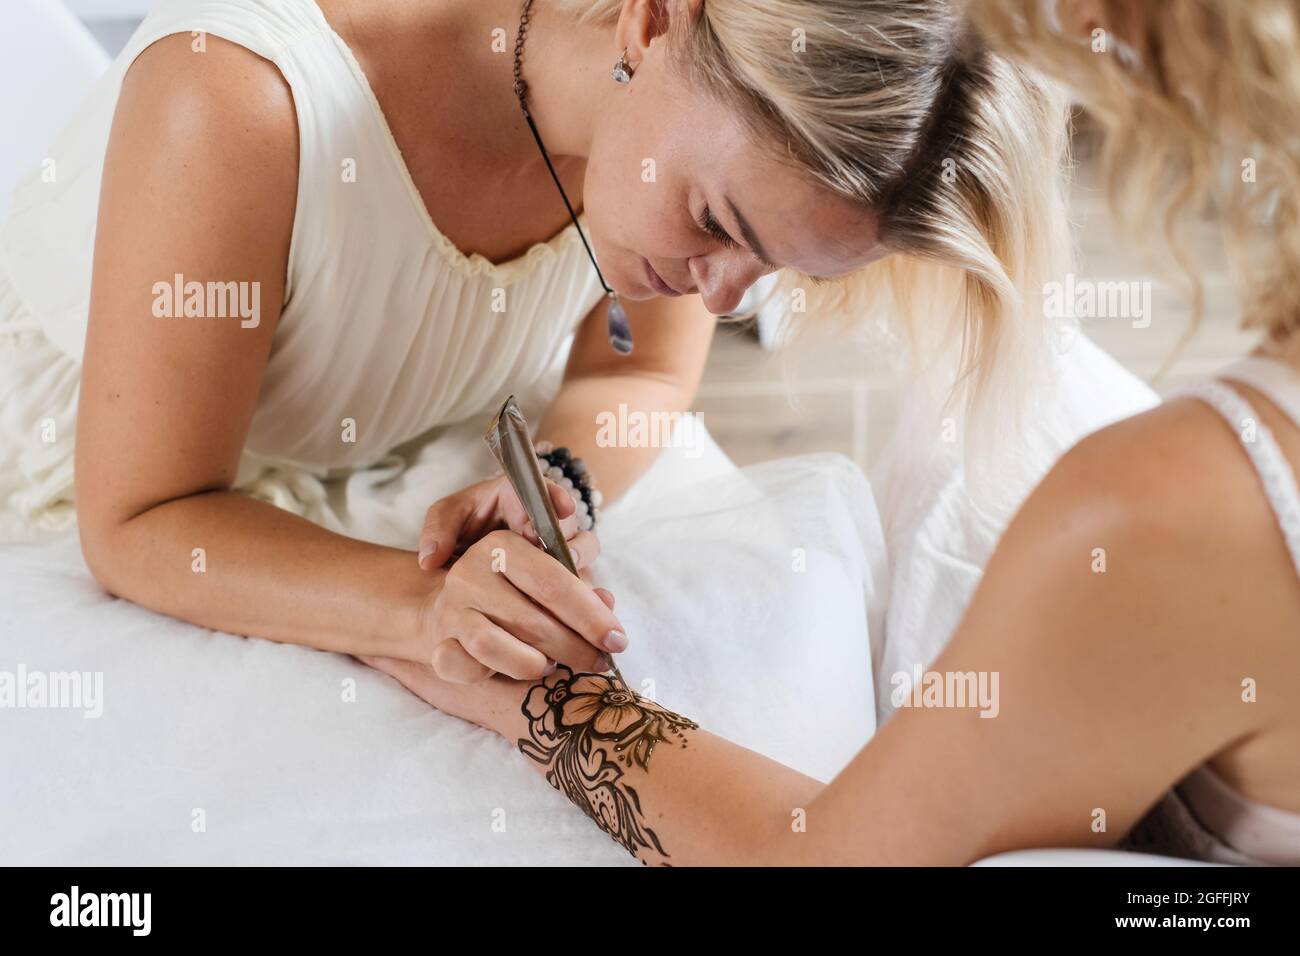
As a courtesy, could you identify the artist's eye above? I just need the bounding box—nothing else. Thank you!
[696,205,739,250]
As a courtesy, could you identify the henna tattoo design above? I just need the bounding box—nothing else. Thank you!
[518,667,697,860]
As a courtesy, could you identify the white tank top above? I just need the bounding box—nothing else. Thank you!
[1126,355,1300,865]
[0,0,604,476]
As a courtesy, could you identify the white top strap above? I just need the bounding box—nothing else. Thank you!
[1221,356,1300,427]
[1179,379,1300,578]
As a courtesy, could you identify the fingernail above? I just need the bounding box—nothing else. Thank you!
[417,542,436,568]
[603,629,628,653]
[596,654,615,673]
[543,660,557,676]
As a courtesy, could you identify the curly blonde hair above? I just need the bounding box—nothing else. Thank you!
[972,0,1300,359]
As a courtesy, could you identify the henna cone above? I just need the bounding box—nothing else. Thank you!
[484,395,629,688]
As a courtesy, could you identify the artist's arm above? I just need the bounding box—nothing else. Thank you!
[537,293,717,501]
[76,36,429,660]
[75,36,617,681]
[415,293,715,568]
[407,294,715,676]
[368,404,1294,864]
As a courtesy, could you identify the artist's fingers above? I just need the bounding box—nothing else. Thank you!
[431,637,495,684]
[547,479,580,540]
[567,531,602,571]
[457,616,554,681]
[482,531,627,656]
[418,485,488,570]
[593,587,615,611]
[511,479,579,543]
[478,572,605,673]
[499,477,578,544]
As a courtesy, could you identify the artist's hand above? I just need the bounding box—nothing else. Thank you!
[417,529,623,683]
[417,475,580,571]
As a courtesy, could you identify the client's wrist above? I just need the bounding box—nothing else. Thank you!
[477,677,532,739]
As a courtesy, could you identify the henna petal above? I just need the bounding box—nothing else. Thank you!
[559,693,603,727]
[569,674,613,697]
[523,684,552,721]
[593,704,643,736]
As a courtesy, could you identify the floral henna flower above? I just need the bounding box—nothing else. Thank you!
[518,665,699,859]
[557,674,646,736]
[523,677,571,739]
[545,672,696,770]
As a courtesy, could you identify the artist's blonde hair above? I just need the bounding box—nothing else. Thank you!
[972,0,1300,359]
[557,0,1075,453]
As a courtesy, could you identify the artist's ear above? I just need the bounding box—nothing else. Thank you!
[615,0,702,64]
[1056,0,1106,37]
[1057,0,1149,58]
[1058,0,1146,46]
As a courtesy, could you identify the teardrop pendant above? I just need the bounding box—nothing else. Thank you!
[606,295,633,355]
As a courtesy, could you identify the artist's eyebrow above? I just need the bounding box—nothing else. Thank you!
[723,195,778,270]
[723,195,838,282]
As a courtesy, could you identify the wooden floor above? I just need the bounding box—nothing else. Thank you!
[695,154,1257,471]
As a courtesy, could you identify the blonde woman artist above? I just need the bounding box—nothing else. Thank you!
[0,3,1094,695]
[366,0,1300,865]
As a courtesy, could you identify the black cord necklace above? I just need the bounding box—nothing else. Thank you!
[513,0,633,354]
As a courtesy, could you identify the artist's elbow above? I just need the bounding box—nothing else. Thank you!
[76,489,157,598]
[77,513,131,597]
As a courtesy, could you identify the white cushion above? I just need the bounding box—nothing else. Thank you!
[0,0,108,220]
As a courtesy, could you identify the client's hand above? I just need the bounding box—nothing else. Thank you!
[416,475,580,571]
[416,527,623,683]
[358,654,527,738]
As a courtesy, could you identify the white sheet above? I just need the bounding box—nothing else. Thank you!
[868,335,1159,724]
[0,332,1163,865]
[0,425,883,865]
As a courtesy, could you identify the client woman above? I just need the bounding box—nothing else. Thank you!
[368,0,1300,865]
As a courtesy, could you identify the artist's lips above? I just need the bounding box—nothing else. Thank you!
[644,259,683,297]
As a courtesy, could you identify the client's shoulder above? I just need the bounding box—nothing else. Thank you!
[1047,396,1281,538]
[1016,396,1300,652]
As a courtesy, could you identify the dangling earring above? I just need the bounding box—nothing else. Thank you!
[611,50,633,84]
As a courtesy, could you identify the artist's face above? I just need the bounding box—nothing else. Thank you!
[581,45,886,315]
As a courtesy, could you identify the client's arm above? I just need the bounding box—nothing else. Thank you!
[367,405,1295,864]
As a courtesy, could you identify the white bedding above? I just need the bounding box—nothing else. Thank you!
[0,333,1160,865]
[0,426,883,865]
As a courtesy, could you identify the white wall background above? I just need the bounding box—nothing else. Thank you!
[64,0,155,17]
[65,0,155,55]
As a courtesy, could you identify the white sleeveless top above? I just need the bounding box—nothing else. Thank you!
[0,0,604,536]
[1126,355,1300,865]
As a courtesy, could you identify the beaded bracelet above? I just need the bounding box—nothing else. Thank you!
[535,441,602,531]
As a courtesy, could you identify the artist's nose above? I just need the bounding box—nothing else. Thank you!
[688,252,771,316]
